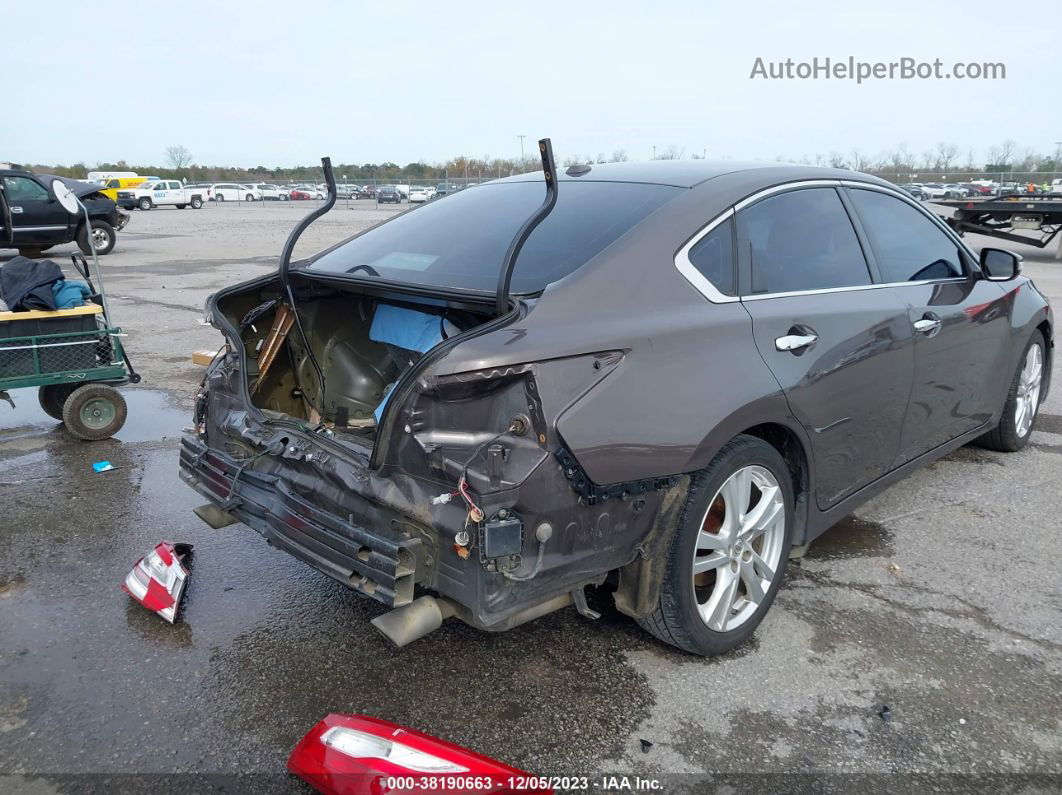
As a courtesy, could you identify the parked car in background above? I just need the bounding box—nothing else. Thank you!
[377,185,402,203]
[1,170,127,255]
[289,187,315,200]
[183,161,1052,656]
[120,180,207,211]
[95,175,155,202]
[251,183,288,201]
[1050,179,1062,195]
[435,183,454,197]
[212,183,261,202]
[942,183,970,198]
[408,186,429,203]
[899,183,926,200]
[918,183,952,199]
[357,185,377,199]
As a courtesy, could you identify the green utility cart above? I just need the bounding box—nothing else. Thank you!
[0,255,139,440]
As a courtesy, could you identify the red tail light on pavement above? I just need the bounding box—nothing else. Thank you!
[121,542,192,623]
[288,714,552,794]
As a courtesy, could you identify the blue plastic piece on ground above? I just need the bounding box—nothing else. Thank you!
[92,461,115,473]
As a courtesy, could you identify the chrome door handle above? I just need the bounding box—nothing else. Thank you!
[913,318,941,334]
[775,333,818,352]
[10,206,23,213]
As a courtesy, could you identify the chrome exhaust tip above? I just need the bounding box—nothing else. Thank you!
[370,596,457,649]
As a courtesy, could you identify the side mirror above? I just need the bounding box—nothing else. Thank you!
[980,248,1022,281]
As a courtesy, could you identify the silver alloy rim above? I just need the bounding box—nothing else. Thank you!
[692,465,786,632]
[91,227,108,248]
[1015,343,1043,438]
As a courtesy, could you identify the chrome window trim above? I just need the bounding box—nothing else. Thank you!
[674,208,739,303]
[740,276,968,302]
[675,178,977,304]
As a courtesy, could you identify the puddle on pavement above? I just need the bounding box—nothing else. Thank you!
[0,388,189,465]
[806,515,894,560]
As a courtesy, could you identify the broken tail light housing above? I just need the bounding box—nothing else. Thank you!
[121,542,192,623]
[288,714,552,794]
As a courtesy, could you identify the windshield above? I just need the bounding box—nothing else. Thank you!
[310,180,681,292]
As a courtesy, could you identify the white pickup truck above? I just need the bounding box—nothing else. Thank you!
[117,180,207,211]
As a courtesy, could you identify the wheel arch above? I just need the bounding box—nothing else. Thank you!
[613,420,813,621]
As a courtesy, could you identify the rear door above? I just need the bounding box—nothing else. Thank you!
[845,186,1014,463]
[1,175,71,244]
[737,185,915,509]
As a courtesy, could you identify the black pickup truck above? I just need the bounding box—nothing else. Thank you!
[0,170,128,256]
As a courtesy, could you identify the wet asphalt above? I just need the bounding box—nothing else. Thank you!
[1,204,1060,793]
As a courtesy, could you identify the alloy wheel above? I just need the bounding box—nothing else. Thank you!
[692,465,786,632]
[91,227,109,249]
[1015,343,1043,438]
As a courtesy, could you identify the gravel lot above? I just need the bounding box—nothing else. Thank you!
[1,199,1060,793]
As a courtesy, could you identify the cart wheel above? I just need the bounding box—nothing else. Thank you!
[38,383,80,421]
[62,384,128,441]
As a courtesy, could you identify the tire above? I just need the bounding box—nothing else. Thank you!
[76,220,116,255]
[280,193,288,201]
[637,434,794,655]
[191,197,203,209]
[138,197,153,211]
[975,331,1046,452]
[246,194,255,202]
[17,247,43,257]
[61,384,128,441]
[216,193,225,202]
[38,383,79,421]
[176,204,186,209]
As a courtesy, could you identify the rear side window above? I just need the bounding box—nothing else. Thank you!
[687,217,736,296]
[849,189,964,282]
[311,181,682,292]
[741,188,870,294]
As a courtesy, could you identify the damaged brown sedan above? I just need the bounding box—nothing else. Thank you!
[182,145,1052,655]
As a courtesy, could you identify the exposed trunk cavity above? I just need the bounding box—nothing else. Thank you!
[214,277,495,444]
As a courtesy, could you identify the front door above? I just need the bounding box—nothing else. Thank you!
[737,186,915,509]
[1,175,71,245]
[845,187,1015,463]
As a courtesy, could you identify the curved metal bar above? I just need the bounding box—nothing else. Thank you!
[495,138,558,317]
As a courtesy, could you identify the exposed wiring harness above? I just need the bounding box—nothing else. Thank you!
[502,539,546,582]
[432,422,517,529]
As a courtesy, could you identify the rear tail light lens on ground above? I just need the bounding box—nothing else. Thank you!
[121,542,192,623]
[288,714,552,794]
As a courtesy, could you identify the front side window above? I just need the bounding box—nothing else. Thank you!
[2,176,50,201]
[849,189,964,282]
[311,180,682,292]
[741,188,870,294]
[687,217,735,296]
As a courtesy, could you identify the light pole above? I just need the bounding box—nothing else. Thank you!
[1055,141,1062,173]
[517,134,526,168]
[652,145,657,160]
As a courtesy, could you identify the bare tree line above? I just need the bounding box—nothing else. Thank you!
[25,139,1062,184]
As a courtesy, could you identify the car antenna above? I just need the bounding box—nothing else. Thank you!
[495,138,558,317]
[278,156,337,408]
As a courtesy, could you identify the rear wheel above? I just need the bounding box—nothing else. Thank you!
[976,331,1046,452]
[637,435,793,655]
[246,194,255,202]
[216,193,225,202]
[76,220,115,255]
[38,383,79,421]
[62,384,128,441]
[191,197,203,209]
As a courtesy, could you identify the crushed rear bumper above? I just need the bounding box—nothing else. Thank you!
[179,434,420,607]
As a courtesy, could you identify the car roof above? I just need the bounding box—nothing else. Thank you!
[492,160,888,191]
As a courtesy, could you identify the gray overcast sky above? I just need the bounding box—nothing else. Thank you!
[4,0,1059,167]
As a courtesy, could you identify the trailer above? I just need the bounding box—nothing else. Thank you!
[937,193,1062,259]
